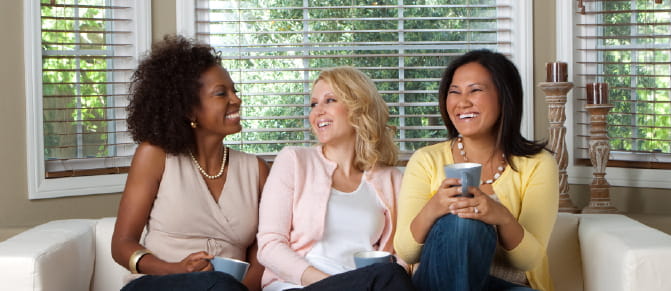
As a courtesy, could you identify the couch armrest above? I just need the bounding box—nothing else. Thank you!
[579,214,671,291]
[0,219,97,291]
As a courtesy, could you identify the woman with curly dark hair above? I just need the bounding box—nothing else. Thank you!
[111,35,269,291]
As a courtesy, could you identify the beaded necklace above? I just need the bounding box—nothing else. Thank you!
[456,136,505,185]
[189,147,228,179]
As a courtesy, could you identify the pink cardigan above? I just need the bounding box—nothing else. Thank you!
[256,146,403,287]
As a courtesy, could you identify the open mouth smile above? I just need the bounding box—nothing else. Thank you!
[225,111,240,119]
[317,120,333,128]
[458,113,479,120]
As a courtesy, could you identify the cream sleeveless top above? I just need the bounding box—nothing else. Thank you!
[143,149,260,262]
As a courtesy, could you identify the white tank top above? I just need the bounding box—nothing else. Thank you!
[304,175,386,275]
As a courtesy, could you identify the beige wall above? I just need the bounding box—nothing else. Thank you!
[0,1,668,233]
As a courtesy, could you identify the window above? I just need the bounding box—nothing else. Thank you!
[177,0,533,160]
[557,0,670,188]
[575,0,670,164]
[24,0,151,199]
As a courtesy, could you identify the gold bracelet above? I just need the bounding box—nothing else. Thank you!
[128,249,152,274]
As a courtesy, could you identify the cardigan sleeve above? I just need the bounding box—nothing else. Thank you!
[393,149,436,264]
[372,167,409,270]
[256,148,311,285]
[503,151,559,270]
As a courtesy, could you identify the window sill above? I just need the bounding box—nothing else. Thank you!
[28,174,126,200]
[575,159,671,170]
[567,164,670,189]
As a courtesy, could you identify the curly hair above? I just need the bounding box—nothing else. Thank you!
[126,35,222,154]
[438,49,547,170]
[314,67,399,170]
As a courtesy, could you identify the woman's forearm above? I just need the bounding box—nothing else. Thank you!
[409,202,442,244]
[496,213,524,251]
[300,266,330,286]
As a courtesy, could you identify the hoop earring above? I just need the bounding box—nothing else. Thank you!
[190,121,198,129]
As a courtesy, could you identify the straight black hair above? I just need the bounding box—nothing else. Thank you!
[438,49,547,170]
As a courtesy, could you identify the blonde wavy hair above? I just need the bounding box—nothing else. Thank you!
[313,66,399,170]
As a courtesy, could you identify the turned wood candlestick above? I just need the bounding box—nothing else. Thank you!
[582,104,618,213]
[539,82,580,213]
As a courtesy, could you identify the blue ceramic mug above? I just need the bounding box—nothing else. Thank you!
[444,163,482,197]
[353,251,396,268]
[210,257,249,282]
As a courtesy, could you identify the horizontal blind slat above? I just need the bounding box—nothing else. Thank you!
[41,3,130,9]
[196,17,510,23]
[44,93,130,98]
[196,4,508,10]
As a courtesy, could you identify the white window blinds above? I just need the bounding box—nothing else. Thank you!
[40,0,139,177]
[575,0,671,166]
[191,0,518,159]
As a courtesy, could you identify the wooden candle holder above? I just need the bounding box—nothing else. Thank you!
[582,104,618,213]
[538,82,580,213]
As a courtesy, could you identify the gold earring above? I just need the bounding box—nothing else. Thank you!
[190,121,198,129]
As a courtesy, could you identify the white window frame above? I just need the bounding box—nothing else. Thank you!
[556,1,670,189]
[24,0,152,199]
[175,0,534,151]
[513,0,534,141]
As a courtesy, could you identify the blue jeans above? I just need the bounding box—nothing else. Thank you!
[121,271,248,291]
[412,215,536,291]
[287,262,416,291]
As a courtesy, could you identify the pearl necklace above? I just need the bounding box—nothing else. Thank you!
[189,147,228,180]
[456,136,505,185]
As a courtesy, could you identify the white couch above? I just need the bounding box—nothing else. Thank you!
[1,213,670,291]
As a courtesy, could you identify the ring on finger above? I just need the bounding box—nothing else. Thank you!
[474,206,480,214]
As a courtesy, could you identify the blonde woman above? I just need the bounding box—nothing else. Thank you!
[256,67,415,291]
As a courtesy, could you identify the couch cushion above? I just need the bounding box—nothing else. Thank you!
[93,217,130,291]
[547,212,583,291]
[0,219,96,291]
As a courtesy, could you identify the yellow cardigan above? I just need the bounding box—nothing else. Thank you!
[393,141,558,291]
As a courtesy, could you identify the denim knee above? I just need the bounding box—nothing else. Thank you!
[413,215,498,291]
[429,214,496,246]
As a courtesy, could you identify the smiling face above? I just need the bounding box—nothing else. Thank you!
[445,62,501,139]
[191,65,242,137]
[309,80,356,146]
